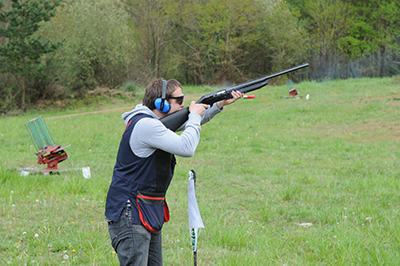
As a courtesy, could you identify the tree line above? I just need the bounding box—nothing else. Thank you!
[0,0,399,111]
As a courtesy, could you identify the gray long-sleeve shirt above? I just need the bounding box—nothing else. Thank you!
[121,104,222,158]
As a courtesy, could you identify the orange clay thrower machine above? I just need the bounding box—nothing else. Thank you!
[286,80,299,97]
[25,116,70,171]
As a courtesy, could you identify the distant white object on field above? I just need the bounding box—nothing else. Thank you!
[296,222,313,227]
[20,171,30,176]
[82,167,91,179]
[306,94,310,100]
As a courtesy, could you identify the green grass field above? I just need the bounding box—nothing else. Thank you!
[1,77,400,265]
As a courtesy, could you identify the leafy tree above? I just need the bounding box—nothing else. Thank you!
[286,0,400,78]
[337,0,399,58]
[0,0,62,109]
[339,0,400,76]
[64,0,133,93]
[304,0,353,78]
[125,0,174,83]
[169,0,261,84]
[284,0,309,18]
[38,0,136,94]
[256,0,308,75]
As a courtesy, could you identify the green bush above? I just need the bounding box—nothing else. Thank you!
[120,81,138,95]
[40,0,136,96]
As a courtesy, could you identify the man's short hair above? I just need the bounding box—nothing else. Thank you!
[143,78,182,110]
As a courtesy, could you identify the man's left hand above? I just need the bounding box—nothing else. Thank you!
[217,91,244,109]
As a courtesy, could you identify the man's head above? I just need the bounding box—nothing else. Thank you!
[143,78,185,117]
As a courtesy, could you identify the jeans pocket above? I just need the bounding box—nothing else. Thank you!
[108,204,132,252]
[108,223,120,252]
[109,222,135,254]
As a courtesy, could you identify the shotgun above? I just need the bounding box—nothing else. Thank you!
[161,63,309,131]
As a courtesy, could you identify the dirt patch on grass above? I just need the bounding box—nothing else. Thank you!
[354,94,400,103]
[346,121,400,143]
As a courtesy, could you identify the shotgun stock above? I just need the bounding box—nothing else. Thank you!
[161,63,309,131]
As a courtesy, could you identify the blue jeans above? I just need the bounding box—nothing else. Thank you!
[108,203,163,266]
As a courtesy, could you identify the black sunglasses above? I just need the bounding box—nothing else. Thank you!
[169,94,184,105]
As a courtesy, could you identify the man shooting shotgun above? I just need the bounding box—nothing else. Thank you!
[161,63,309,131]
[104,63,308,265]
[105,78,242,266]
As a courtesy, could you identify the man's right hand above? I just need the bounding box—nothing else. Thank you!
[189,101,209,117]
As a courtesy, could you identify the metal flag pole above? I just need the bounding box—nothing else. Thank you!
[188,170,204,266]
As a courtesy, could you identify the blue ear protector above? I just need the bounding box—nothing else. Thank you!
[154,79,170,113]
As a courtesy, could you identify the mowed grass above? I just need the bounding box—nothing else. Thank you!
[1,77,400,265]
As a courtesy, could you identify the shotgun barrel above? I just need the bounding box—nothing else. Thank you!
[161,63,309,131]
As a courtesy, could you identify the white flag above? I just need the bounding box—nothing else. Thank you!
[188,171,204,229]
[188,170,204,254]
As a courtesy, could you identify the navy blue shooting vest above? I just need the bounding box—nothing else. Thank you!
[105,113,176,231]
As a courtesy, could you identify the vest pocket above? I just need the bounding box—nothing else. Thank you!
[136,191,169,232]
